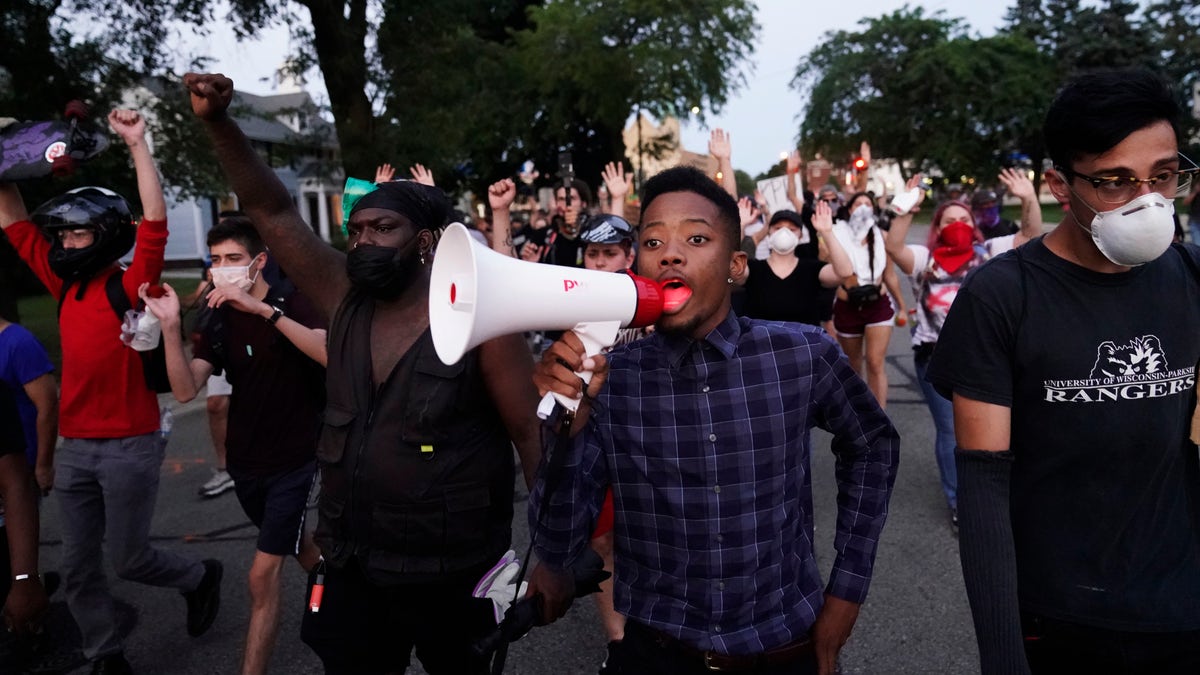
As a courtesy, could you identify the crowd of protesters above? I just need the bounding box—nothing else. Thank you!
[0,65,1198,675]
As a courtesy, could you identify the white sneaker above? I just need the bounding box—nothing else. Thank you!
[198,469,234,497]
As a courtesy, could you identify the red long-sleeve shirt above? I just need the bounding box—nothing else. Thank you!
[5,218,167,438]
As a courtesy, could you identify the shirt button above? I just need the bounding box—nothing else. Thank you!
[716,534,724,543]
[718,581,725,590]
[713,485,721,494]
[702,385,710,393]
[708,433,717,442]
[714,625,722,633]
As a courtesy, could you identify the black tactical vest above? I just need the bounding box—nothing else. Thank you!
[314,291,514,584]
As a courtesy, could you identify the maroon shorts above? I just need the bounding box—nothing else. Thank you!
[832,295,895,337]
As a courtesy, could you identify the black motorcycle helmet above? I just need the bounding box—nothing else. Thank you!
[32,187,135,281]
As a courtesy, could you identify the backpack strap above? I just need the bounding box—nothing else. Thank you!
[103,269,132,320]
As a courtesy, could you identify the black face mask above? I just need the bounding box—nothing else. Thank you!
[346,244,419,299]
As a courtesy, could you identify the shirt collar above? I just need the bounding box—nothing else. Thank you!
[660,308,742,368]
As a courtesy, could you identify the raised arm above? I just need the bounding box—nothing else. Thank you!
[814,201,853,287]
[600,162,630,216]
[708,129,737,199]
[108,110,165,222]
[487,178,518,257]
[183,73,347,319]
[409,164,435,187]
[140,283,212,403]
[998,168,1042,247]
[203,283,328,367]
[882,174,924,275]
[374,163,395,184]
[786,150,805,212]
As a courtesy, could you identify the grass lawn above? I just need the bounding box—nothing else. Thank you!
[17,274,205,374]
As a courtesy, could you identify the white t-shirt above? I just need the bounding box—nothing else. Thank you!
[832,221,887,284]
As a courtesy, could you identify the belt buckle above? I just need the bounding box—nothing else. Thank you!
[703,651,729,672]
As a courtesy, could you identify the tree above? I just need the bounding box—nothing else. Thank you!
[794,1,1181,192]
[792,6,969,175]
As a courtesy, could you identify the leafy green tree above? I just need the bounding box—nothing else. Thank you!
[793,6,968,175]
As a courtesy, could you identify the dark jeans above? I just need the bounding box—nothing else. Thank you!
[611,621,818,675]
[300,557,497,675]
[1023,612,1200,674]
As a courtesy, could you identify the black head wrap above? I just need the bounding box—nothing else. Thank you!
[351,181,450,231]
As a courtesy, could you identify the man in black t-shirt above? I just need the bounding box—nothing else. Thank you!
[928,68,1200,673]
[141,219,326,675]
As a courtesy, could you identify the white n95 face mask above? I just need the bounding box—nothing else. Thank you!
[211,264,258,291]
[1075,192,1175,267]
[768,228,800,255]
[848,204,875,238]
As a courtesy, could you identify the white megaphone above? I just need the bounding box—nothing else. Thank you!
[430,223,664,418]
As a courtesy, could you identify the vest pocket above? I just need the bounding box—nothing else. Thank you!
[317,404,356,464]
[368,484,493,572]
[404,357,467,434]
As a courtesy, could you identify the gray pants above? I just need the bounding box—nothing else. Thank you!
[55,434,205,659]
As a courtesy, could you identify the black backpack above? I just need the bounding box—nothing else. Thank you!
[58,270,172,393]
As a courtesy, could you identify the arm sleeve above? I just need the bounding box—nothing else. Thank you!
[956,449,1031,675]
[3,221,62,298]
[120,218,169,303]
[529,409,609,568]
[810,337,901,603]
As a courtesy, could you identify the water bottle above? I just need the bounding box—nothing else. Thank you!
[159,406,173,440]
[129,310,162,352]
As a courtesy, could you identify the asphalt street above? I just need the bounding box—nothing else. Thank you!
[31,225,980,674]
[27,329,977,675]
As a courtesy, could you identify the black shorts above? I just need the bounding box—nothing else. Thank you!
[230,459,316,556]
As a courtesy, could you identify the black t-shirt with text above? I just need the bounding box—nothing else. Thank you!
[927,238,1200,631]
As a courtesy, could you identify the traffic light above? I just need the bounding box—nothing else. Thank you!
[852,157,868,172]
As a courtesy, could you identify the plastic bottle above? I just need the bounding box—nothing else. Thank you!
[130,310,162,352]
[159,406,173,440]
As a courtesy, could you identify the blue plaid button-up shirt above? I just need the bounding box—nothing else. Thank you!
[531,310,900,655]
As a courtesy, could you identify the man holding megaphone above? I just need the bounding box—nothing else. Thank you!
[527,167,900,675]
[184,73,544,675]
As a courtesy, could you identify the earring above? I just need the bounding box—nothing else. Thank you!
[420,252,426,265]
[727,277,734,284]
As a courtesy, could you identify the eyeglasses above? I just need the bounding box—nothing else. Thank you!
[55,229,95,244]
[1059,153,1200,205]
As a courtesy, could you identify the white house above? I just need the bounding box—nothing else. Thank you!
[124,75,343,264]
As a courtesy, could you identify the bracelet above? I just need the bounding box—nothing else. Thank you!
[13,574,35,582]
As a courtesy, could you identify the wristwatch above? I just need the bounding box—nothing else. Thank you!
[265,305,285,325]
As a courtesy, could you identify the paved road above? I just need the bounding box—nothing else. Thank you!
[35,249,979,673]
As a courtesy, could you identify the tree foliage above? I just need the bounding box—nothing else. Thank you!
[794,1,1198,185]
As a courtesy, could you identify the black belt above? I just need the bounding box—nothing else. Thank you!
[634,622,814,672]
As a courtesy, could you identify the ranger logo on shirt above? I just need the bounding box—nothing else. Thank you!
[1043,335,1195,403]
